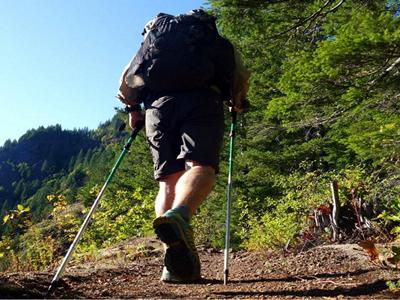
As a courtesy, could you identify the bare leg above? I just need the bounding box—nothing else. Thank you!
[155,160,215,217]
[154,160,213,281]
[155,170,184,217]
[173,160,216,216]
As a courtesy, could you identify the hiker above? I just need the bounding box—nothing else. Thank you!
[117,9,250,283]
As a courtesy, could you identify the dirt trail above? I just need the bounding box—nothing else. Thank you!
[1,238,399,299]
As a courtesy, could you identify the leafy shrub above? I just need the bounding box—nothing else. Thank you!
[241,167,378,250]
[377,196,400,237]
[0,204,33,271]
[17,227,56,271]
[243,171,330,250]
[81,187,155,249]
[193,190,227,249]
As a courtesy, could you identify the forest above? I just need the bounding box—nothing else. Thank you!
[0,0,399,273]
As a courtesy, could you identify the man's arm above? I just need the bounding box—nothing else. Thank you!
[117,62,145,129]
[117,63,141,107]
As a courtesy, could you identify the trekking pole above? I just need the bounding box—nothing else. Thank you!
[223,109,237,285]
[46,122,144,296]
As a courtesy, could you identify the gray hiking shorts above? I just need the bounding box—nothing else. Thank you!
[145,88,225,180]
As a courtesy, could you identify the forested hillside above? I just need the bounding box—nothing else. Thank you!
[0,0,399,273]
[0,125,101,218]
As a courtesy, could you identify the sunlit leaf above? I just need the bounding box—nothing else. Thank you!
[3,215,10,224]
[391,226,400,234]
[17,204,24,211]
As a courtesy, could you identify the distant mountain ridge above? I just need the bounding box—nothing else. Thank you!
[0,124,102,217]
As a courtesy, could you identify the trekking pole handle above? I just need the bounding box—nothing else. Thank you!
[230,110,237,137]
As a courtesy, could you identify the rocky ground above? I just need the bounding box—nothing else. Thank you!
[1,238,400,299]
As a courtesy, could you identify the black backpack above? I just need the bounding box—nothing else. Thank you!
[125,11,234,100]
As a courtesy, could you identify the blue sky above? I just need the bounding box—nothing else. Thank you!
[0,0,206,146]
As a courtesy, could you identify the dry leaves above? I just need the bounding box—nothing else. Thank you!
[358,240,379,261]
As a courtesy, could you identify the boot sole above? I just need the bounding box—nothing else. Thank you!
[153,217,200,279]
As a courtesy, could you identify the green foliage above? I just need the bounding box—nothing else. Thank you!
[1,204,32,236]
[389,245,400,264]
[193,189,227,249]
[0,204,33,271]
[245,200,300,250]
[1,1,400,272]
[243,171,331,250]
[81,188,155,249]
[0,237,18,271]
[0,185,155,271]
[242,166,377,249]
[16,227,56,271]
[207,0,400,249]
[377,195,400,236]
[0,124,102,218]
[47,194,82,242]
[387,279,400,293]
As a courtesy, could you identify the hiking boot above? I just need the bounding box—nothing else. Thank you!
[160,266,201,283]
[153,209,201,280]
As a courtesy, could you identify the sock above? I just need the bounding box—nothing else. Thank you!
[172,205,191,222]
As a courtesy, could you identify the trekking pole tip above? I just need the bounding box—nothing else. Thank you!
[223,270,229,285]
[45,281,57,298]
